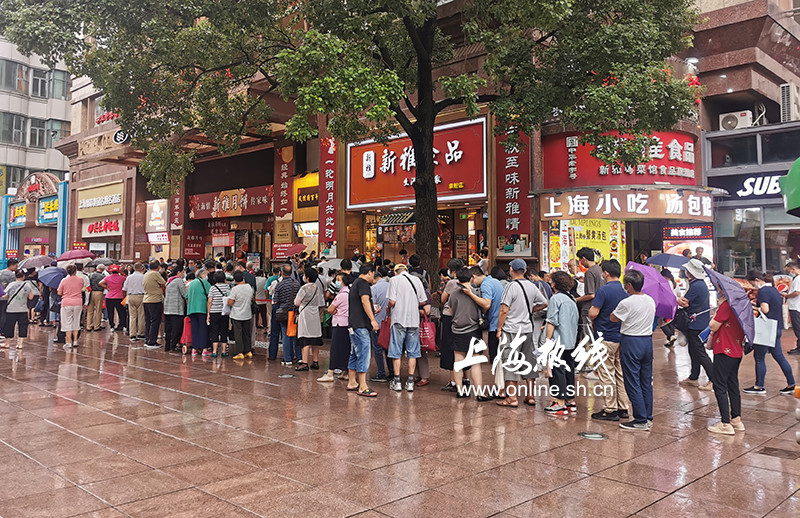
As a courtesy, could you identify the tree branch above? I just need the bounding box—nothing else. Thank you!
[391,102,415,137]
[402,16,430,65]
[434,93,499,114]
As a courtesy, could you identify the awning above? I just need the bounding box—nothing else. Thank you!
[779,157,800,217]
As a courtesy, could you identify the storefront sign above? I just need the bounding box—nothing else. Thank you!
[274,220,293,244]
[211,232,235,247]
[189,185,274,219]
[542,131,698,189]
[663,224,713,240]
[5,250,17,259]
[548,219,626,272]
[346,117,488,209]
[8,201,26,228]
[170,184,184,230]
[77,182,124,219]
[707,172,785,202]
[320,137,338,245]
[206,219,229,234]
[82,217,123,238]
[147,232,170,244]
[145,199,169,233]
[72,242,88,250]
[183,230,205,259]
[13,172,61,203]
[272,243,294,260]
[540,189,714,222]
[496,131,531,251]
[78,129,130,158]
[37,195,59,225]
[23,237,49,244]
[274,146,294,219]
[297,186,319,208]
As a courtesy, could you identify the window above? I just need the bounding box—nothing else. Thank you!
[0,60,28,94]
[48,120,70,147]
[710,135,758,168]
[0,113,27,145]
[762,129,800,164]
[6,166,26,190]
[716,207,762,277]
[31,69,47,98]
[93,96,105,124]
[29,119,46,148]
[48,70,70,100]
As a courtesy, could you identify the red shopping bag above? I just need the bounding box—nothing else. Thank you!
[180,316,192,346]
[420,314,438,352]
[377,317,392,350]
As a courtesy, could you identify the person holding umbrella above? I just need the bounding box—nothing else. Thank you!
[678,259,713,391]
[706,282,746,435]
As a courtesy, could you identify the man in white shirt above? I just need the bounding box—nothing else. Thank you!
[783,262,800,355]
[387,263,428,392]
[611,269,656,432]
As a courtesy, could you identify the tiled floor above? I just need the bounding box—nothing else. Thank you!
[0,325,798,517]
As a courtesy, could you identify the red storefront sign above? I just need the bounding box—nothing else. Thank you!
[346,117,487,209]
[171,184,184,229]
[183,230,205,259]
[272,243,294,260]
[72,242,88,250]
[87,219,120,234]
[211,232,235,247]
[320,137,338,244]
[188,186,274,220]
[542,131,698,189]
[206,219,229,234]
[496,131,531,247]
[274,146,294,219]
[5,250,18,259]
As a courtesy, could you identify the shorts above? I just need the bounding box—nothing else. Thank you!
[388,323,421,360]
[348,327,372,373]
[498,330,538,381]
[3,312,29,338]
[453,330,481,353]
[209,313,229,343]
[60,305,83,332]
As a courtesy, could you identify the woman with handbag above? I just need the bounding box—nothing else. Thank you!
[706,285,746,435]
[743,271,795,396]
[163,266,187,353]
[317,272,350,382]
[207,271,230,358]
[294,268,323,371]
[2,270,35,350]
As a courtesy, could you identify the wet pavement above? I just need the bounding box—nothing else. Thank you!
[0,324,798,517]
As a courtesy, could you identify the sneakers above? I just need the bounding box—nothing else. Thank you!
[389,379,402,391]
[441,382,457,392]
[743,386,766,395]
[202,350,212,356]
[679,378,699,387]
[730,417,746,431]
[544,402,569,415]
[245,352,253,359]
[788,348,800,355]
[316,372,335,382]
[698,381,714,391]
[144,344,160,350]
[567,402,577,414]
[779,385,796,395]
[618,409,629,419]
[232,353,245,360]
[620,421,651,431]
[707,421,735,435]
[62,343,73,350]
[405,380,415,392]
[370,374,389,383]
[281,361,293,366]
[591,409,620,421]
[191,349,200,356]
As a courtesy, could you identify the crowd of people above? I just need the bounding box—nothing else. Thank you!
[0,246,796,435]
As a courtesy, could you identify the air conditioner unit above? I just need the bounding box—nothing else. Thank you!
[780,83,800,122]
[719,110,753,131]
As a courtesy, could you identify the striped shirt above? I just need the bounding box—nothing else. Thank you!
[208,283,230,314]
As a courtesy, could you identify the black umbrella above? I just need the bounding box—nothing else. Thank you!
[645,253,690,269]
[87,257,118,267]
[38,267,67,289]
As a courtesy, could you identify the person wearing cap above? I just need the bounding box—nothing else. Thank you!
[678,259,713,390]
[100,265,127,332]
[386,262,428,392]
[496,258,548,408]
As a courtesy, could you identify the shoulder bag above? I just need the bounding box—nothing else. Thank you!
[216,285,231,316]
[274,279,295,323]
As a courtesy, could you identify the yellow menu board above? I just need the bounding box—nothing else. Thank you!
[548,219,626,272]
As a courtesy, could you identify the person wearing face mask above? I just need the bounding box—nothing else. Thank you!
[370,266,393,382]
[317,272,351,382]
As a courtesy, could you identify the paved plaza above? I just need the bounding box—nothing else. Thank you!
[0,325,798,518]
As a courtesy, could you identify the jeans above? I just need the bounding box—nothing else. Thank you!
[712,353,742,423]
[231,318,253,356]
[268,305,280,359]
[790,310,800,348]
[754,332,795,387]
[143,302,163,345]
[687,329,713,381]
[280,321,298,362]
[371,327,390,377]
[164,314,183,350]
[620,335,654,424]
[388,323,421,359]
[349,328,372,373]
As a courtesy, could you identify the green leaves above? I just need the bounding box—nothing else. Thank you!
[138,142,195,198]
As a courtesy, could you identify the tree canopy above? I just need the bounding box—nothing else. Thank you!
[1,0,701,273]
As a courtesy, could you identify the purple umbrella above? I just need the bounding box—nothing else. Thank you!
[625,262,677,320]
[704,267,755,343]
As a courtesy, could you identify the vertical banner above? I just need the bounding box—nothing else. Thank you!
[495,131,532,254]
[320,137,338,256]
[170,183,184,230]
[274,145,294,219]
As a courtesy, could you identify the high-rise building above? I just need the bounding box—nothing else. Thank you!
[0,36,70,194]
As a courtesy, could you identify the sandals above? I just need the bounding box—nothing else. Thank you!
[310,362,320,370]
[495,398,519,408]
[295,363,309,372]
[346,386,359,392]
[524,398,536,407]
[357,388,378,397]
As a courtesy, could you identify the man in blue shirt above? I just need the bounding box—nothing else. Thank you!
[470,266,503,362]
[678,259,713,390]
[588,259,630,421]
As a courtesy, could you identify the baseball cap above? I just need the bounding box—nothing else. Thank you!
[393,263,408,272]
[509,258,527,272]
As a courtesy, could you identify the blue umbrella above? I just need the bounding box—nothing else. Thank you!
[704,267,755,343]
[38,267,67,290]
[645,253,690,269]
